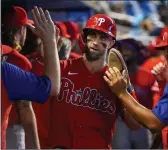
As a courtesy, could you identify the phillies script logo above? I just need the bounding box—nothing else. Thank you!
[56,78,116,115]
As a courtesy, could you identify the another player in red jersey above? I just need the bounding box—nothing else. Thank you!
[2,6,33,149]
[151,31,168,150]
[1,7,60,149]
[50,14,140,149]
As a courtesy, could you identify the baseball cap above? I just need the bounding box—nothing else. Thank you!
[154,32,168,50]
[63,21,80,40]
[55,22,71,38]
[1,45,13,55]
[160,26,168,37]
[2,6,30,29]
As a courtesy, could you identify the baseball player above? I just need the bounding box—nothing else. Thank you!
[151,31,168,149]
[104,32,168,148]
[2,6,33,149]
[1,7,60,149]
[50,14,140,149]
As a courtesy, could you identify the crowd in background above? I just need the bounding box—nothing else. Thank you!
[1,0,168,149]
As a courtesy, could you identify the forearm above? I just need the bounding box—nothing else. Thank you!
[123,110,141,130]
[43,40,60,95]
[16,101,40,149]
[118,91,163,132]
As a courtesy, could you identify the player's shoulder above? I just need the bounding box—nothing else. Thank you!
[6,49,32,71]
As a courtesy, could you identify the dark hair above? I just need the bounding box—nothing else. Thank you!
[1,6,21,47]
[21,27,41,55]
[115,38,150,65]
[2,27,21,47]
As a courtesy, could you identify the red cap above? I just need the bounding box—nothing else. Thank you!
[1,45,13,55]
[63,21,80,40]
[83,14,117,39]
[154,32,168,50]
[55,22,70,38]
[160,26,168,37]
[148,36,161,54]
[27,19,34,25]
[3,6,29,29]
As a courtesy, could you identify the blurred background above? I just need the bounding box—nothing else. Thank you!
[2,0,168,37]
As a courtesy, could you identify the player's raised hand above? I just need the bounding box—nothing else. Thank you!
[27,6,59,43]
[151,62,168,82]
[104,67,128,96]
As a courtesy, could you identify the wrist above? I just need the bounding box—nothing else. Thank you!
[117,90,129,99]
[42,38,56,45]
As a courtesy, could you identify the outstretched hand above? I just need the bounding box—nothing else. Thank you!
[104,67,128,96]
[151,62,168,83]
[26,6,60,43]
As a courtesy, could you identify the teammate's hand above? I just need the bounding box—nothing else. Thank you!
[151,62,168,82]
[104,67,128,96]
[27,6,60,43]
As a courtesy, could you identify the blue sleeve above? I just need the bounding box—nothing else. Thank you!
[152,84,168,126]
[1,62,51,103]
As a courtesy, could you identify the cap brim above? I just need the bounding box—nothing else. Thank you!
[64,34,71,38]
[154,42,168,50]
[83,27,115,39]
[27,19,34,25]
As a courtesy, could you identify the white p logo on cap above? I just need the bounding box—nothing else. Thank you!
[97,18,105,26]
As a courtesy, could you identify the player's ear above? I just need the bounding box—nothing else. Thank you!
[108,39,115,49]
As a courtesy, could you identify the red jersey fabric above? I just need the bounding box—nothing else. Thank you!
[5,49,32,72]
[130,67,156,109]
[1,81,12,149]
[142,56,167,149]
[141,56,166,72]
[51,57,123,149]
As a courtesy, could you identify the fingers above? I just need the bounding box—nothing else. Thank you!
[33,6,43,25]
[113,67,122,80]
[26,23,35,34]
[105,67,122,82]
[45,10,53,23]
[55,27,60,43]
[105,69,114,80]
[151,62,167,81]
[39,7,47,23]
[152,62,166,74]
[32,7,52,26]
[108,68,116,78]
[103,75,111,85]
[32,9,40,27]
[122,70,127,81]
[151,70,157,76]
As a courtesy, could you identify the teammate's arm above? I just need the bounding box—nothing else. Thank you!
[118,91,166,132]
[2,62,51,103]
[27,7,61,96]
[16,101,40,149]
[121,107,141,130]
[104,67,166,133]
